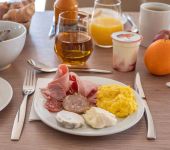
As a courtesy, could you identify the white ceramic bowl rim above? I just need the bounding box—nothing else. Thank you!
[0,20,27,43]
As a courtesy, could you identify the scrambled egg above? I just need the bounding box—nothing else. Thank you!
[96,85,137,118]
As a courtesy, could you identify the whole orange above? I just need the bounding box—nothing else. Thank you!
[144,39,170,75]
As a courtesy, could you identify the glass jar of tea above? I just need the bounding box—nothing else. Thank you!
[54,11,93,65]
[54,0,78,30]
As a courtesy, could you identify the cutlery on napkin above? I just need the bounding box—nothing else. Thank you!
[29,103,40,121]
[29,78,49,121]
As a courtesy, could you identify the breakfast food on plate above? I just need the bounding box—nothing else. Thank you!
[96,85,137,118]
[41,64,138,129]
[83,107,117,129]
[41,64,98,112]
[0,30,10,42]
[153,30,170,42]
[63,94,90,114]
[144,39,170,75]
[56,110,85,129]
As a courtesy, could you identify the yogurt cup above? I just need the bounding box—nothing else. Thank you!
[111,31,142,72]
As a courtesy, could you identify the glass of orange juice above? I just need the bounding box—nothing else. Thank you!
[89,0,123,48]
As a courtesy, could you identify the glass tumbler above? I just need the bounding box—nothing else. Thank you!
[89,0,123,48]
[54,11,93,65]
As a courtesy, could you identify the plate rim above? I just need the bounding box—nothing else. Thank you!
[0,77,13,111]
[34,76,144,136]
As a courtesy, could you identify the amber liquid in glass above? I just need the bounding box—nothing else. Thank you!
[54,31,93,65]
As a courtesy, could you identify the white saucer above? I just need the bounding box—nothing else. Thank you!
[0,77,13,111]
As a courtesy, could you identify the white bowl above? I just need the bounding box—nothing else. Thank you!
[0,21,26,71]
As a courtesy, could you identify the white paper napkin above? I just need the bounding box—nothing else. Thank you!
[29,102,40,121]
[29,78,52,121]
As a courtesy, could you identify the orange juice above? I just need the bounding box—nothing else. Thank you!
[89,17,123,46]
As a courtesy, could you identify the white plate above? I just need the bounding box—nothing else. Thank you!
[34,76,144,136]
[0,77,13,111]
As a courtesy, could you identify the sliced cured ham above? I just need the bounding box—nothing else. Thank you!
[41,64,98,113]
[69,72,98,98]
[49,64,70,92]
[41,84,66,101]
[82,80,98,97]
[45,98,63,112]
[69,72,86,96]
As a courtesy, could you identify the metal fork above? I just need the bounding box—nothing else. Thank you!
[11,70,36,140]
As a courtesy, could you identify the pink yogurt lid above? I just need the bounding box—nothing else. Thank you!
[111,31,142,43]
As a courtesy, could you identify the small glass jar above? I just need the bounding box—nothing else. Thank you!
[54,11,93,65]
[111,31,142,72]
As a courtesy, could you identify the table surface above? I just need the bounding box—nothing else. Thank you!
[0,11,170,150]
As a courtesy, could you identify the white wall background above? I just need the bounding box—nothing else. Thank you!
[35,0,46,11]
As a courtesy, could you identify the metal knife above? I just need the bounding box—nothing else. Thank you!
[67,68,112,74]
[126,15,139,33]
[134,72,156,140]
[35,67,113,74]
[48,16,55,38]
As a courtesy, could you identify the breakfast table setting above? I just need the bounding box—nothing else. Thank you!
[0,0,170,149]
